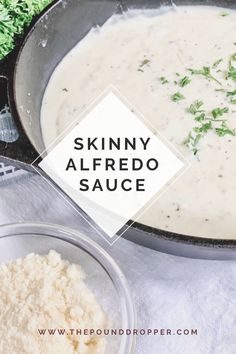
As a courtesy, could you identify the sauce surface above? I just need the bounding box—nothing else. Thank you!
[41,6,236,239]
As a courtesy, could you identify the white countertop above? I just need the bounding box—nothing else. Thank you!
[0,170,235,354]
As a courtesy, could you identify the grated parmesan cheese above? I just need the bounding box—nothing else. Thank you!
[0,250,107,354]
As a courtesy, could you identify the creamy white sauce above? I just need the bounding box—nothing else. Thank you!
[41,6,236,239]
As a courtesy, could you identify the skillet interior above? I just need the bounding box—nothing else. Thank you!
[13,0,236,258]
[14,0,236,155]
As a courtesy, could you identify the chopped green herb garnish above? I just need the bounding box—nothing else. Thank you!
[183,133,201,155]
[194,113,206,122]
[185,100,234,154]
[213,58,223,68]
[171,92,185,102]
[188,100,204,115]
[211,107,229,119]
[193,134,202,147]
[215,122,236,137]
[215,88,226,93]
[159,76,169,84]
[141,59,150,66]
[139,59,150,68]
[226,66,236,81]
[231,54,236,61]
[187,66,222,86]
[194,121,212,134]
[220,11,230,17]
[227,90,236,96]
[160,51,236,154]
[178,76,191,87]
[226,54,236,81]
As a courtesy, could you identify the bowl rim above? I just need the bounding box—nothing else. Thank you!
[0,221,136,354]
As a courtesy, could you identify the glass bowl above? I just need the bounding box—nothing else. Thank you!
[0,222,135,354]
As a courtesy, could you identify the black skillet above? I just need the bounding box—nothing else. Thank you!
[1,0,236,259]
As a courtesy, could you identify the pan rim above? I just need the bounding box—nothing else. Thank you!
[10,0,236,251]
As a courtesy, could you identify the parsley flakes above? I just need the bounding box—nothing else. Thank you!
[171,92,185,102]
[178,76,191,87]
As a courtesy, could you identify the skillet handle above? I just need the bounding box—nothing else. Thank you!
[0,51,39,167]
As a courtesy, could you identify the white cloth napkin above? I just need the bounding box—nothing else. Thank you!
[0,171,235,354]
